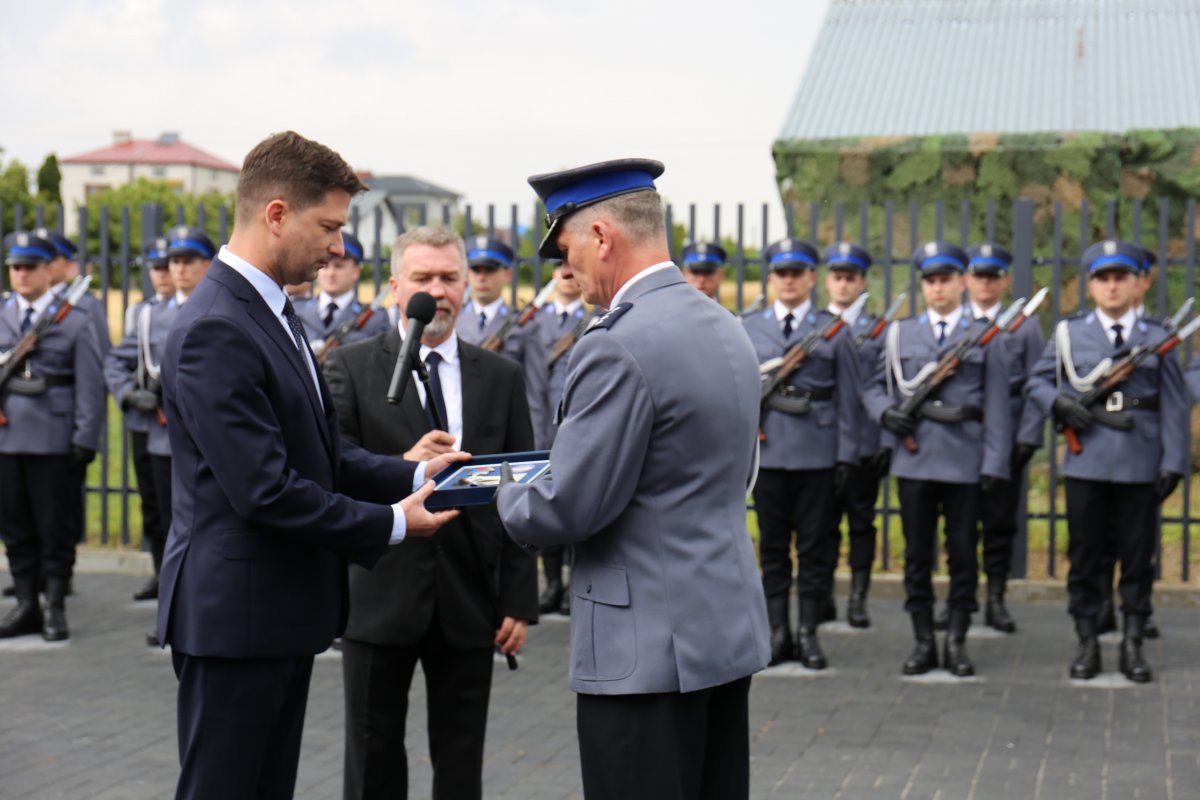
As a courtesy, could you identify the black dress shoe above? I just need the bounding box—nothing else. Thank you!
[132,575,159,602]
[145,631,160,647]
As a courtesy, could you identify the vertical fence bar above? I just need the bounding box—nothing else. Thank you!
[908,201,919,313]
[56,203,65,234]
[1104,201,1116,238]
[809,201,819,242]
[35,204,45,228]
[785,201,795,238]
[959,199,970,246]
[665,204,676,263]
[713,204,721,244]
[881,200,894,569]
[1078,201,1090,310]
[14,202,25,232]
[96,206,111,544]
[442,204,451,227]
[833,202,844,242]
[175,204,185,226]
[196,204,207,231]
[509,204,519,306]
[1156,198,1169,318]
[0,202,8,293]
[688,204,696,243]
[219,205,229,245]
[985,200,996,242]
[1010,199,1035,578]
[115,206,130,545]
[859,201,869,247]
[486,204,495,238]
[934,200,944,240]
[464,204,474,238]
[735,204,745,311]
[372,206,383,296]
[1183,199,1196,581]
[1049,202,1066,578]
[761,203,770,297]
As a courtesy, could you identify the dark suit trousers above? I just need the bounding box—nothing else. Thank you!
[754,468,835,599]
[0,454,75,580]
[171,650,314,800]
[342,627,494,800]
[979,474,1019,580]
[576,676,752,800]
[130,431,166,570]
[897,479,980,614]
[1065,479,1155,618]
[826,459,879,579]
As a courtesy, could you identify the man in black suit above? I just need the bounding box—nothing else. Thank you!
[325,225,538,800]
[156,131,465,800]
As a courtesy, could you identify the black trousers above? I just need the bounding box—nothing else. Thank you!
[150,454,173,545]
[65,458,87,544]
[0,453,76,580]
[979,474,1020,580]
[754,468,835,599]
[130,431,166,570]
[897,478,980,614]
[825,459,879,580]
[342,626,494,800]
[576,676,752,800]
[1064,478,1155,618]
[172,650,314,800]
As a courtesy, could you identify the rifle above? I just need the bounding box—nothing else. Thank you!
[760,292,868,403]
[855,293,906,349]
[480,280,557,352]
[0,276,93,427]
[737,295,765,319]
[313,293,387,366]
[1005,286,1049,333]
[1165,297,1194,331]
[547,307,597,369]
[1061,309,1200,455]
[894,297,1026,454]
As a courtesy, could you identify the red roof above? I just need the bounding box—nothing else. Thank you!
[62,138,239,172]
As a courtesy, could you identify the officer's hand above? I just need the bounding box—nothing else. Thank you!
[1011,443,1037,478]
[1052,395,1093,431]
[122,388,159,414]
[401,480,459,538]
[881,407,917,437]
[494,616,528,656]
[404,430,458,461]
[980,475,998,495]
[833,462,855,495]
[422,450,472,481]
[70,446,96,466]
[1154,472,1182,504]
[869,449,892,478]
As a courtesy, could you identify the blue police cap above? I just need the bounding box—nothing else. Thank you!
[143,236,170,268]
[823,241,872,272]
[4,231,57,266]
[166,226,217,260]
[912,241,968,276]
[33,228,77,260]
[966,243,1013,276]
[340,230,364,264]
[466,236,514,270]
[762,238,818,271]
[1081,240,1142,276]
[528,158,665,259]
[681,242,727,272]
[1132,243,1157,272]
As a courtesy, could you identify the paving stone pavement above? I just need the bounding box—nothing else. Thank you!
[1,573,1198,799]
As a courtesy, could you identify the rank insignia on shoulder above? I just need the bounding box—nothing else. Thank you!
[586,302,633,333]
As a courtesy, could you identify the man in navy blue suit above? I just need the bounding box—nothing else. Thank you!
[156,131,465,800]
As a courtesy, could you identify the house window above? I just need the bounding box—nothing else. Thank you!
[152,166,167,177]
[85,184,112,199]
[90,165,106,176]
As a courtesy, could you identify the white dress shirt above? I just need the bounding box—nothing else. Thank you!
[610,261,676,309]
[15,289,55,320]
[775,298,811,330]
[970,301,1002,322]
[319,290,355,323]
[471,297,507,328]
[397,323,465,450]
[552,298,583,320]
[928,305,965,341]
[1095,307,1137,346]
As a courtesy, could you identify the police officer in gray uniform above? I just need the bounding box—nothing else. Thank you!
[292,230,388,350]
[497,159,770,800]
[0,232,105,640]
[744,237,861,669]
[1022,240,1188,683]
[863,242,1012,677]
[680,242,726,303]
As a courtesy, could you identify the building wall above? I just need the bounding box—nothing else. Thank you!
[59,162,238,235]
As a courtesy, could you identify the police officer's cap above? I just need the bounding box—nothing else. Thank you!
[1082,240,1142,276]
[166,226,217,260]
[528,158,665,259]
[466,236,514,270]
[4,232,57,266]
[967,243,1013,276]
[823,241,872,272]
[1133,243,1157,272]
[762,238,818,271]
[681,242,727,272]
[33,228,77,260]
[912,241,968,276]
[340,231,365,264]
[143,236,170,269]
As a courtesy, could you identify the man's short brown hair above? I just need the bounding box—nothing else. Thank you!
[235,131,367,222]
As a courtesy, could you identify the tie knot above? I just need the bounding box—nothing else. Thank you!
[1112,323,1123,332]
[784,313,795,322]
[426,351,443,367]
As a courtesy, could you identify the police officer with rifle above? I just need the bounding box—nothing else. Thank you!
[294,230,389,364]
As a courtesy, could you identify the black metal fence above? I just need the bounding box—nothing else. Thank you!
[1,197,1197,582]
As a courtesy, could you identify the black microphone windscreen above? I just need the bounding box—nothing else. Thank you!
[406,292,437,325]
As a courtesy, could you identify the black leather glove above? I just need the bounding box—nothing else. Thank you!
[980,475,998,495]
[1154,472,1182,504]
[1052,395,1093,431]
[833,462,855,495]
[881,407,917,437]
[122,388,160,414]
[1010,443,1037,478]
[869,449,892,479]
[70,446,96,466]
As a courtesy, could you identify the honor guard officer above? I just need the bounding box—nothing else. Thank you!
[681,241,726,302]
[820,241,882,628]
[1023,240,1188,683]
[293,230,388,349]
[745,237,862,669]
[0,232,105,640]
[104,237,174,603]
[964,244,1045,633]
[455,235,550,443]
[531,260,588,615]
[34,228,111,354]
[863,242,1012,677]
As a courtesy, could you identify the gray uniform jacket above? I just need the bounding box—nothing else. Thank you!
[743,307,862,469]
[0,296,104,454]
[532,302,587,449]
[456,301,550,448]
[106,298,176,448]
[850,311,885,460]
[58,287,111,356]
[1023,312,1189,483]
[1187,353,1200,404]
[293,293,389,350]
[862,311,1013,483]
[996,312,1047,448]
[497,266,771,696]
[107,297,156,434]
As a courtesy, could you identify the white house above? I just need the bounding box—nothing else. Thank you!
[347,174,462,259]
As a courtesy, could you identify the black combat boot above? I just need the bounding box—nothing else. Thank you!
[985,577,1016,633]
[1143,614,1160,640]
[0,574,44,638]
[42,576,70,641]
[766,594,793,666]
[796,598,828,670]
[819,593,837,624]
[943,609,975,677]
[537,551,564,614]
[934,603,949,631]
[846,570,871,628]
[1069,616,1100,680]
[902,608,938,675]
[1119,615,1152,683]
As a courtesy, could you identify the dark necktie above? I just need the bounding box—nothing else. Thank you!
[478,311,487,332]
[936,320,947,345]
[783,313,795,339]
[559,310,568,328]
[282,299,309,354]
[20,308,34,334]
[323,302,338,328]
[424,351,449,432]
[1112,323,1124,348]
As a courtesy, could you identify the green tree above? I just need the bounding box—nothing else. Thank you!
[36,154,61,207]
[83,178,233,260]
[0,159,35,230]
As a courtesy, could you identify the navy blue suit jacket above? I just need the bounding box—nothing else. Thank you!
[155,259,416,658]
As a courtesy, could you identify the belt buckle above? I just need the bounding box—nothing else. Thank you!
[1105,391,1124,412]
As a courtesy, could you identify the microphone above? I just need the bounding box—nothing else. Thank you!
[386,292,437,404]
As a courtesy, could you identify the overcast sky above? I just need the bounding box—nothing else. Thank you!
[0,0,831,239]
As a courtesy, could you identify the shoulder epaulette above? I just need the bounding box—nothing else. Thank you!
[585,302,633,333]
